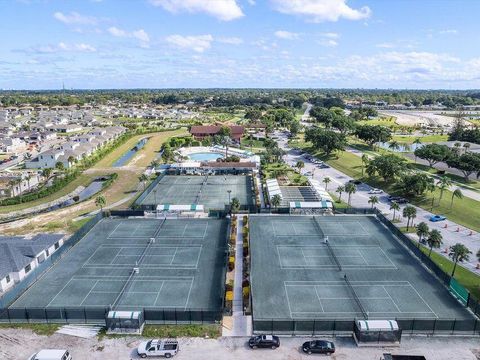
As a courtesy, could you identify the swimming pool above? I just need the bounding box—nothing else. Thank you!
[188,152,224,161]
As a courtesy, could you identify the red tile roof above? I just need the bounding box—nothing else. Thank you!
[190,125,244,135]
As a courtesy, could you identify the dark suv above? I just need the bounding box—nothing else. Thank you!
[302,340,335,355]
[248,335,280,349]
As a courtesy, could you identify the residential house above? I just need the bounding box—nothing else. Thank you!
[189,125,244,142]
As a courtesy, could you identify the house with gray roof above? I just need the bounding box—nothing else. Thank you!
[0,233,65,293]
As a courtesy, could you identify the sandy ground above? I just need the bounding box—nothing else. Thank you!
[380,110,459,127]
[0,329,478,360]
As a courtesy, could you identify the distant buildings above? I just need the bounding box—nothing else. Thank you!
[189,125,244,141]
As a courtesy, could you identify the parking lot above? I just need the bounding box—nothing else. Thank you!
[0,327,478,360]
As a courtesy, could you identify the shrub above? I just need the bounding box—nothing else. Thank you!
[225,281,233,292]
[243,215,248,223]
[242,278,250,287]
[242,286,250,299]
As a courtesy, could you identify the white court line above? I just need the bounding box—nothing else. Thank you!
[79,280,99,306]
[109,247,123,265]
[202,222,208,239]
[356,220,370,235]
[169,247,179,265]
[107,222,121,238]
[377,247,398,268]
[382,285,402,313]
[406,283,439,318]
[184,278,195,310]
[284,283,294,318]
[153,281,165,306]
[313,286,325,313]
[181,224,188,237]
[357,249,369,266]
[46,278,76,307]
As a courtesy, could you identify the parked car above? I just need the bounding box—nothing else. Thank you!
[348,179,362,185]
[302,340,335,355]
[248,335,280,349]
[430,215,446,222]
[318,163,330,169]
[388,196,407,204]
[368,188,382,194]
[304,171,313,176]
[28,349,72,360]
[137,339,179,358]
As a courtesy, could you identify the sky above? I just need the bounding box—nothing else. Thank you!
[1,0,480,90]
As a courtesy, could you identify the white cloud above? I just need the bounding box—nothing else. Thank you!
[274,30,300,40]
[27,42,97,54]
[376,43,395,49]
[271,0,371,22]
[165,34,214,52]
[318,39,338,47]
[108,27,150,47]
[149,0,243,21]
[53,11,98,25]
[217,37,243,45]
[320,32,339,39]
[439,29,458,35]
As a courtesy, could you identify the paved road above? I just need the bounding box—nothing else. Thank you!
[275,131,480,273]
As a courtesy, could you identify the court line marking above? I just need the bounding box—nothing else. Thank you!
[154,281,165,306]
[313,286,325,313]
[382,285,401,313]
[184,278,195,310]
[79,280,99,306]
[170,247,179,265]
[109,247,123,265]
[408,284,439,318]
[107,222,121,238]
[46,278,76,307]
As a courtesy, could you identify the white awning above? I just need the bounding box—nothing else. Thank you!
[156,204,204,211]
[289,201,333,209]
[356,320,399,332]
[308,178,333,201]
[266,178,282,200]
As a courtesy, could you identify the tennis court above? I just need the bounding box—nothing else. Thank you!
[137,174,255,211]
[10,217,228,312]
[250,215,474,325]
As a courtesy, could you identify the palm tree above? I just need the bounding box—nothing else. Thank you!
[413,138,422,162]
[150,159,160,169]
[449,243,472,277]
[139,173,149,191]
[368,195,379,209]
[402,205,417,230]
[390,201,400,221]
[67,155,76,167]
[388,141,401,152]
[361,154,369,176]
[335,185,345,203]
[477,249,480,267]
[95,195,106,212]
[41,168,52,180]
[416,222,429,244]
[463,142,471,153]
[437,176,452,204]
[453,142,462,154]
[295,160,305,174]
[230,197,240,213]
[450,188,463,209]
[323,177,331,191]
[271,194,282,209]
[25,174,32,191]
[426,229,443,257]
[55,161,65,172]
[427,183,436,211]
[345,182,357,207]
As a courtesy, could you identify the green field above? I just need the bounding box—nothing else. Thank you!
[391,134,449,144]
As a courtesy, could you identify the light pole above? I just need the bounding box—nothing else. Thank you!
[153,189,158,205]
[227,189,232,205]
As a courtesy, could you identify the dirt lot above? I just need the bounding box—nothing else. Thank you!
[1,328,478,360]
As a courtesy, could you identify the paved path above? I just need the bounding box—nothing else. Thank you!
[276,131,480,273]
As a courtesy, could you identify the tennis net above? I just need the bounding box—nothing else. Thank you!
[325,239,342,271]
[312,216,325,239]
[344,274,368,319]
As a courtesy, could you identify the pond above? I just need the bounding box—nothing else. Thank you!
[113,138,148,167]
[376,142,424,153]
[188,152,224,161]
[48,177,107,211]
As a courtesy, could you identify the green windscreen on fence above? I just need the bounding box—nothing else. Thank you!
[450,278,469,306]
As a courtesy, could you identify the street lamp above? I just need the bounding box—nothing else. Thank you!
[227,189,232,204]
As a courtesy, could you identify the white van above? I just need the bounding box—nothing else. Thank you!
[28,349,72,360]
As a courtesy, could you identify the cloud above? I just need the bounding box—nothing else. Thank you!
[274,30,300,40]
[149,0,243,21]
[53,11,98,25]
[271,0,371,22]
[376,43,395,49]
[439,29,458,35]
[23,42,97,54]
[165,34,213,52]
[108,27,150,47]
[320,32,339,39]
[318,39,338,47]
[217,37,243,45]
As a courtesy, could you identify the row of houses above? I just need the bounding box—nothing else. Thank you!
[0,171,42,198]
[0,234,66,293]
[26,126,126,169]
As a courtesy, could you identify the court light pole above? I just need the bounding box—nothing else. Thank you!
[227,189,232,215]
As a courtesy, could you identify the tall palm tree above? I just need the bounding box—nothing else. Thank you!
[426,229,443,257]
[388,141,401,152]
[427,183,436,211]
[25,174,32,191]
[336,185,345,203]
[416,222,429,244]
[449,243,472,277]
[390,201,400,221]
[368,195,379,209]
[139,173,149,191]
[323,177,331,191]
[41,168,52,180]
[437,176,452,204]
[463,142,471,153]
[95,195,106,212]
[230,197,240,213]
[271,194,282,209]
[361,154,369,176]
[295,160,305,174]
[402,205,417,230]
[476,249,480,267]
[450,188,463,209]
[413,138,422,162]
[345,182,357,207]
[453,142,462,154]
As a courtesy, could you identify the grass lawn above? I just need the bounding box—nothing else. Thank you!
[262,162,308,185]
[98,324,221,340]
[0,174,92,214]
[357,117,400,127]
[391,134,449,144]
[0,323,60,336]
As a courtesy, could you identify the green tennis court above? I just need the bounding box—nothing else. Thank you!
[10,217,228,312]
[250,215,474,325]
[136,175,255,211]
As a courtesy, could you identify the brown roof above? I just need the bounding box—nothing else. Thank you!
[190,125,244,135]
[201,161,256,168]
